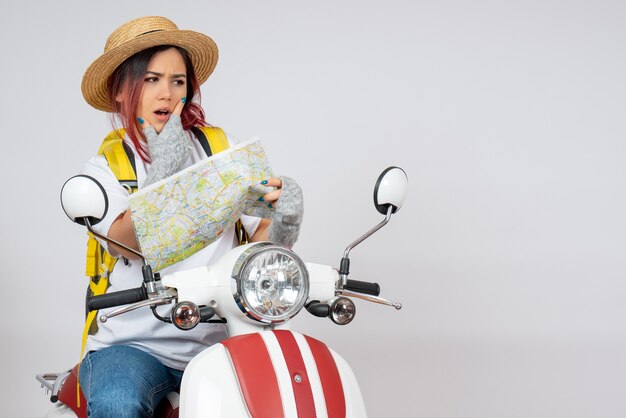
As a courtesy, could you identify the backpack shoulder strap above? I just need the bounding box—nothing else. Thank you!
[97,129,138,193]
[191,126,230,157]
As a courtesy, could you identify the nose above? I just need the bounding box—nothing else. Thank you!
[157,80,172,100]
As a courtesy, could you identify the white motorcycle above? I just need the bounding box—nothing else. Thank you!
[38,167,408,418]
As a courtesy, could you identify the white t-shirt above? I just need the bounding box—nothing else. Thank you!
[81,130,260,370]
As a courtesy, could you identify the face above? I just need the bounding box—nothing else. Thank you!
[136,48,187,134]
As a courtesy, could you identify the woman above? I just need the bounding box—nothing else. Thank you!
[79,16,303,417]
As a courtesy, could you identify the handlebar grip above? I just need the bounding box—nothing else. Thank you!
[87,287,147,311]
[345,279,381,296]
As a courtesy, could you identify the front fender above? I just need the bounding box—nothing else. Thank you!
[179,330,366,418]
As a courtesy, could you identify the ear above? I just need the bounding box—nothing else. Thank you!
[114,83,128,105]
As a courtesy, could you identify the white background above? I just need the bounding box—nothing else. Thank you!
[2,1,626,417]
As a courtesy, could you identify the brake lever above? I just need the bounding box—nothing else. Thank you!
[99,288,177,323]
[336,289,402,310]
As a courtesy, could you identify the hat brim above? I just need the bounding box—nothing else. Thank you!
[82,30,218,112]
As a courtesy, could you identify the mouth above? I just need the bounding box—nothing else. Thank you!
[153,108,171,121]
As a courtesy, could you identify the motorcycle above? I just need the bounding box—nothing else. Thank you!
[37,166,408,418]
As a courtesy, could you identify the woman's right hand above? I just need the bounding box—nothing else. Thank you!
[140,98,190,186]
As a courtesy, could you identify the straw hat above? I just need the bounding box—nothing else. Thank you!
[82,16,218,112]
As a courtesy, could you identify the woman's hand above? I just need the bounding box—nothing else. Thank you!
[139,98,190,186]
[250,176,303,248]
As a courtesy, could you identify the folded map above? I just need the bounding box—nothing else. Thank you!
[129,138,274,271]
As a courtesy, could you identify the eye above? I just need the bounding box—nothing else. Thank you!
[144,76,158,83]
[173,79,186,86]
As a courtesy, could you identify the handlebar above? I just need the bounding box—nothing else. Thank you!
[87,287,148,311]
[344,279,380,296]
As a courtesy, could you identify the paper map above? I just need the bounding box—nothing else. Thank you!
[128,138,274,271]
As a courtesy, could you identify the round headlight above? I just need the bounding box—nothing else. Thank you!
[233,243,309,323]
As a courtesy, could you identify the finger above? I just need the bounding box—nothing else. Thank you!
[138,116,157,141]
[260,177,282,188]
[262,189,282,203]
[137,116,151,129]
[173,97,186,116]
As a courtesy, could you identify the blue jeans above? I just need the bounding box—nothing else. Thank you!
[79,345,183,418]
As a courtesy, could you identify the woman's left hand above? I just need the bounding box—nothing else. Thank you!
[250,176,303,248]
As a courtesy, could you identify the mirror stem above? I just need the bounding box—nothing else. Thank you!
[83,217,147,266]
[339,206,393,286]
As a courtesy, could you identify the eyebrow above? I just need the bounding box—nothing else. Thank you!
[146,71,186,79]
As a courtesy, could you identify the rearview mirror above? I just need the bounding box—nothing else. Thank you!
[60,175,108,226]
[339,166,408,284]
[373,167,408,215]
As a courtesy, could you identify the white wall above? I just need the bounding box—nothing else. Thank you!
[2,1,625,417]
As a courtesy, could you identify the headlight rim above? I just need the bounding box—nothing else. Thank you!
[232,242,309,324]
